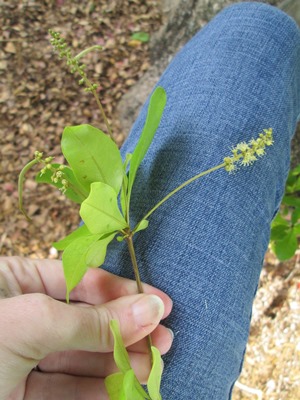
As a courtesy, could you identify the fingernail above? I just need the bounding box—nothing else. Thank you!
[132,295,165,327]
[167,328,174,340]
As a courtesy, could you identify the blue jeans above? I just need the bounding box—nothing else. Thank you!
[104,2,300,399]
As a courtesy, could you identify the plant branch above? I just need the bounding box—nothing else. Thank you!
[74,45,102,60]
[48,31,114,143]
[134,162,225,231]
[91,86,114,141]
[84,75,114,142]
[18,158,40,221]
[125,233,153,354]
[125,233,144,293]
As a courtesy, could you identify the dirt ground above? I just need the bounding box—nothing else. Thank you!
[0,0,162,257]
[0,2,299,399]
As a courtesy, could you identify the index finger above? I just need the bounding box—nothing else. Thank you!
[0,257,172,319]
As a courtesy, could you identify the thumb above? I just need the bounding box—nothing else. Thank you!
[0,292,164,398]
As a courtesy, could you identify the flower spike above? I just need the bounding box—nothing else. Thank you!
[223,128,273,173]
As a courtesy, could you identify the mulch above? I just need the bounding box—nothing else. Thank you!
[0,0,161,258]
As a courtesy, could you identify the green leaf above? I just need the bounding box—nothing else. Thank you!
[127,87,167,209]
[292,223,300,236]
[120,174,128,218]
[282,195,300,208]
[36,164,88,203]
[53,224,91,251]
[62,234,101,301]
[270,224,290,241]
[130,32,150,43]
[105,372,125,400]
[292,176,300,192]
[290,163,300,176]
[123,153,132,172]
[61,124,123,194]
[292,208,300,225]
[272,228,298,261]
[85,232,116,267]
[286,171,298,193]
[109,321,150,400]
[123,370,148,400]
[80,182,128,235]
[271,212,289,228]
[120,153,132,218]
[286,174,300,193]
[134,219,149,234]
[282,207,289,217]
[110,320,131,373]
[147,346,163,400]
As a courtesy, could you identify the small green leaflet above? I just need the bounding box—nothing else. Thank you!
[293,224,300,236]
[85,232,116,267]
[120,153,132,218]
[271,212,290,228]
[57,227,115,299]
[109,320,131,373]
[61,124,123,194]
[80,182,128,235]
[286,166,300,192]
[62,232,116,301]
[130,32,150,43]
[147,347,163,400]
[271,228,298,261]
[123,370,147,400]
[291,208,300,224]
[106,320,151,400]
[282,195,300,208]
[36,163,88,203]
[105,372,126,400]
[134,219,149,234]
[53,224,90,251]
[270,224,289,242]
[62,234,102,302]
[288,163,300,176]
[127,87,167,213]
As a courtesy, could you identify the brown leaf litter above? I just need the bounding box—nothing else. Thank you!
[0,2,299,399]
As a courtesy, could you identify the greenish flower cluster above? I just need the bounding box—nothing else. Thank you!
[224,128,273,172]
[34,151,68,193]
[48,29,98,92]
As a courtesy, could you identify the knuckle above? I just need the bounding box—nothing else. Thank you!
[24,293,56,322]
[21,294,57,358]
[91,305,115,350]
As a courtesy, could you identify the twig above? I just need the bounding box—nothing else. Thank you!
[125,233,153,357]
[235,381,263,399]
[0,232,7,253]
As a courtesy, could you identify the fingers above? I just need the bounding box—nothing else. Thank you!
[37,325,173,382]
[127,324,173,354]
[24,372,108,400]
[38,351,151,384]
[0,292,164,398]
[0,292,165,354]
[0,257,172,319]
[71,267,173,319]
[0,256,173,399]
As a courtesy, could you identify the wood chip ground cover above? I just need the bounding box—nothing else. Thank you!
[0,0,161,257]
[0,2,299,399]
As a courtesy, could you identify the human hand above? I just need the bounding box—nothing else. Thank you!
[0,257,173,400]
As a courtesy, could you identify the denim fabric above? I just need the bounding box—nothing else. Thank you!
[103,2,300,399]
